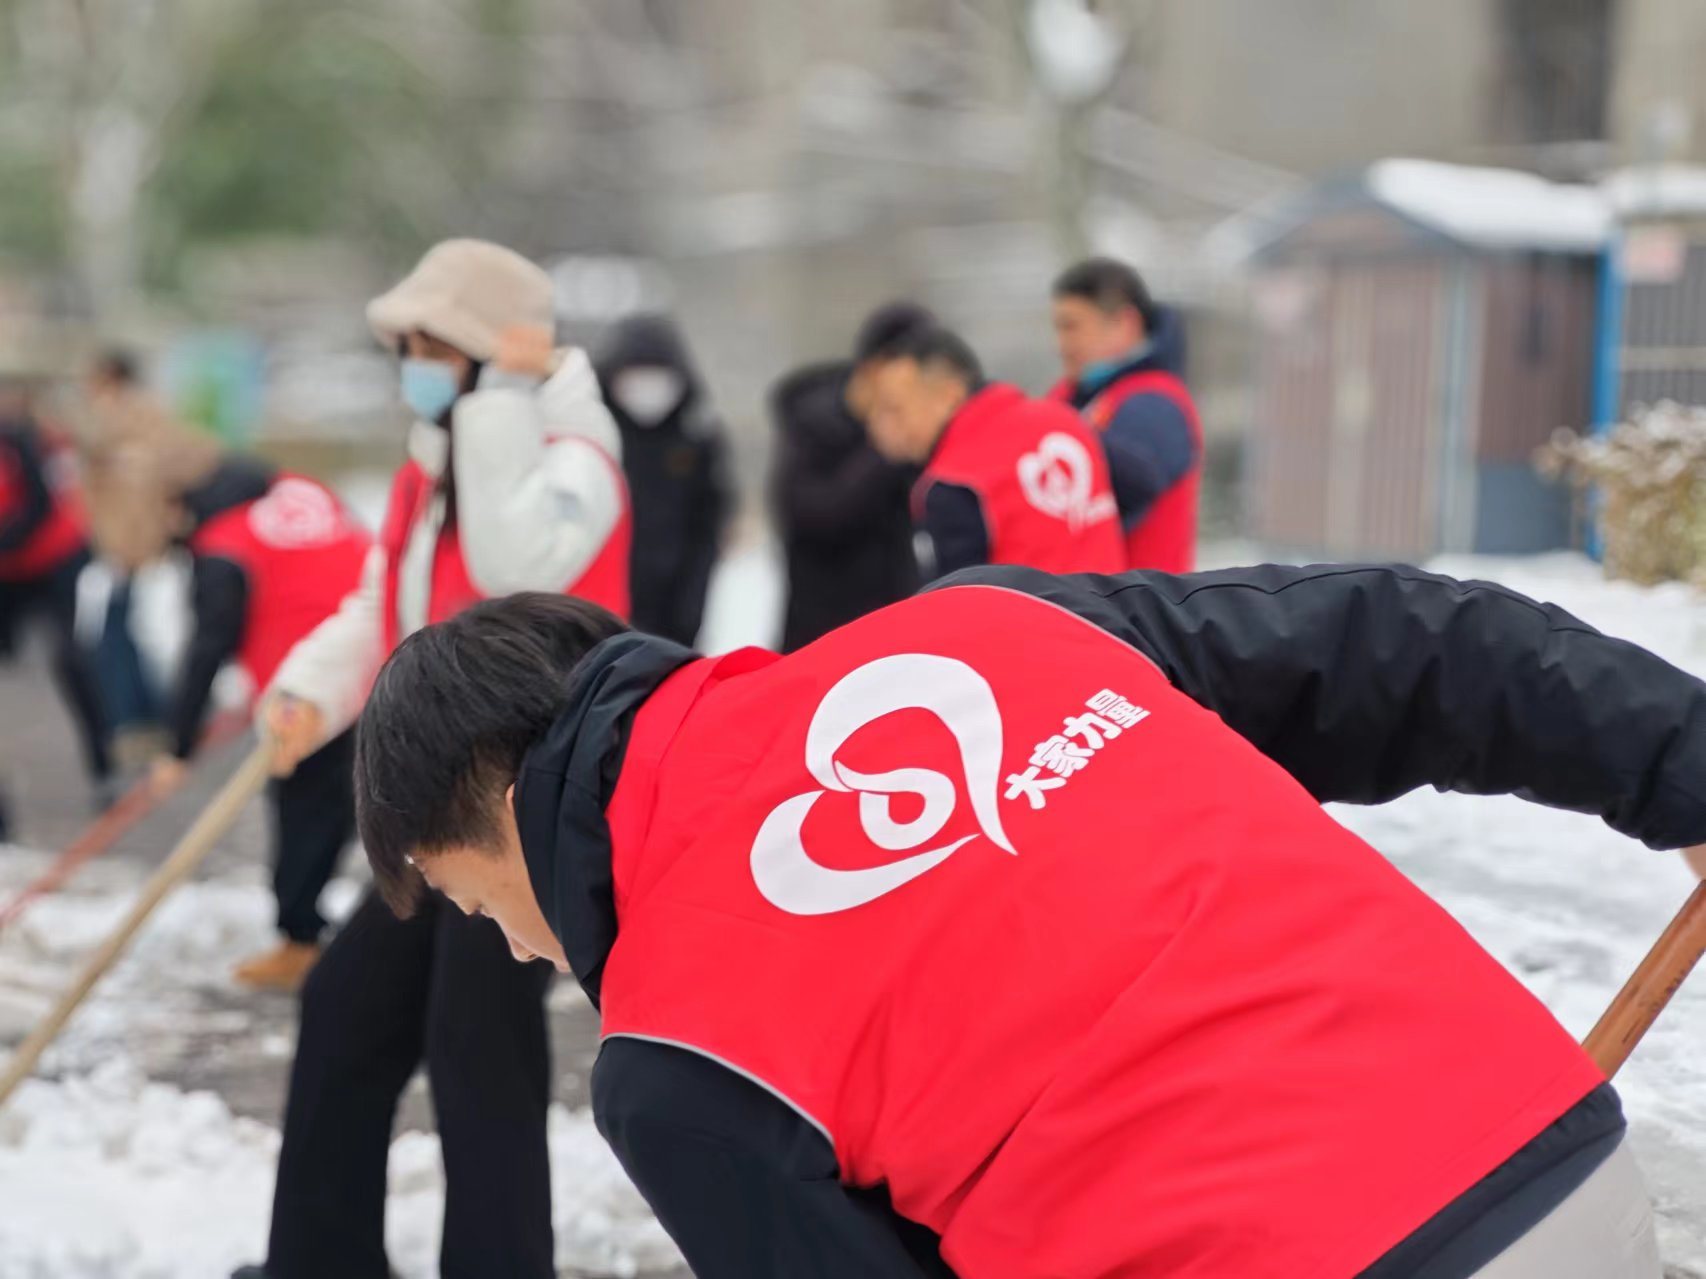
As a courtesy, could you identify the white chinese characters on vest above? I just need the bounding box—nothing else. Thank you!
[1003,689,1149,810]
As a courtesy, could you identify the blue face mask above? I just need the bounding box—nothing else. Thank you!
[400,358,461,424]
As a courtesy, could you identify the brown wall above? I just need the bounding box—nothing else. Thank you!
[1475,257,1597,463]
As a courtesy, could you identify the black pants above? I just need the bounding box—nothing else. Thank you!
[0,548,112,781]
[266,888,555,1279]
[267,730,356,944]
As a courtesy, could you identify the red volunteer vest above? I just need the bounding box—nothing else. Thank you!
[914,384,1124,576]
[1051,370,1203,572]
[0,431,86,580]
[188,476,372,697]
[598,586,1604,1278]
[377,447,631,650]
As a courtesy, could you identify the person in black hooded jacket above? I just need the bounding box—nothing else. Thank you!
[768,302,933,652]
[593,314,730,647]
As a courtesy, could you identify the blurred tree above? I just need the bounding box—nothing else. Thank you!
[1492,0,1615,148]
[0,149,64,266]
[140,8,457,293]
[997,0,1153,260]
[0,0,257,315]
[0,0,530,317]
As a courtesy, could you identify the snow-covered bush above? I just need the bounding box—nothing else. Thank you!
[1537,402,1706,585]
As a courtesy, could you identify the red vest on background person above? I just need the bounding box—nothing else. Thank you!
[1050,369,1202,572]
[0,429,87,581]
[913,384,1124,575]
[189,476,372,698]
[376,450,631,651]
[597,586,1605,1279]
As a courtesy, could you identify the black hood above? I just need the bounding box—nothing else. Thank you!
[595,313,695,375]
[592,314,712,427]
[512,631,697,1009]
[179,457,277,534]
[1144,305,1188,377]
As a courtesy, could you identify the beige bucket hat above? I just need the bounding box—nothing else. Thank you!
[367,239,555,362]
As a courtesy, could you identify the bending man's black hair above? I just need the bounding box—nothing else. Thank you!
[355,592,631,914]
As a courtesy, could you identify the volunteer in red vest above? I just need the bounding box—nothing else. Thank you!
[351,562,1706,1279]
[145,457,370,990]
[1049,257,1202,572]
[0,394,113,806]
[229,238,629,1279]
[868,324,1124,578]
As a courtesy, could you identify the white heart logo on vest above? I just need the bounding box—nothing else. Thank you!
[750,654,1015,916]
[1016,431,1114,529]
[248,478,345,549]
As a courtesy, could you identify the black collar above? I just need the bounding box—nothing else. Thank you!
[511,631,697,1009]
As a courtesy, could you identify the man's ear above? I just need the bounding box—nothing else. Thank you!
[506,782,516,809]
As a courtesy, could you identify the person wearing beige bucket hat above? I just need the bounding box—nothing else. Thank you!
[229,238,633,1279]
[366,238,557,366]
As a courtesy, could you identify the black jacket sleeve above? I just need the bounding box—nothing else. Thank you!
[594,1038,957,1279]
[920,483,989,579]
[0,429,53,553]
[773,434,908,546]
[935,562,1706,850]
[168,555,248,760]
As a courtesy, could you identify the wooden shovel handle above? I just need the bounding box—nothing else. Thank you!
[0,742,271,1108]
[0,781,158,930]
[1583,879,1706,1079]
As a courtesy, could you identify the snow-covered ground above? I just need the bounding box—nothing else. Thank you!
[0,1057,680,1279]
[0,865,680,1279]
[1,547,1704,1276]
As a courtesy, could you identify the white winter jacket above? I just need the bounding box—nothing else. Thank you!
[269,349,624,743]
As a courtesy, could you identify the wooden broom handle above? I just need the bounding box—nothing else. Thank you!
[1583,879,1706,1079]
[0,742,272,1108]
[0,781,159,930]
[0,708,248,932]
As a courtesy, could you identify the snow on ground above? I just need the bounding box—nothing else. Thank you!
[697,534,784,654]
[0,862,361,1075]
[0,853,679,1278]
[0,1058,679,1279]
[2,547,1704,1275]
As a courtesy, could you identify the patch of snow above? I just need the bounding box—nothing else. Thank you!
[0,1059,680,1279]
[0,874,362,1071]
[1603,165,1706,220]
[0,1059,280,1279]
[697,537,783,654]
[0,877,270,1074]
[1367,160,1611,253]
